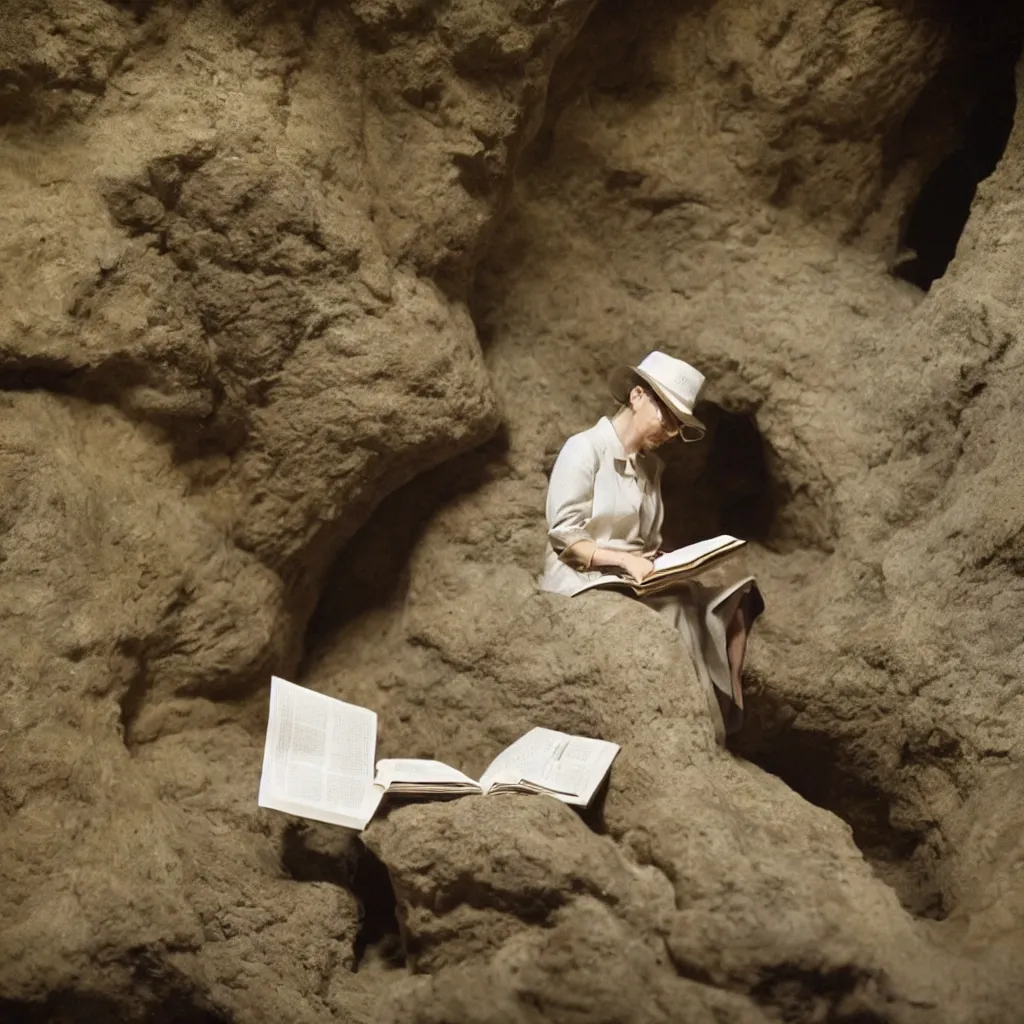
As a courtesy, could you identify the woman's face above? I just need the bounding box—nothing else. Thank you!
[631,386,680,450]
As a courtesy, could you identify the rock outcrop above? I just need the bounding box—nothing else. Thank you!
[2,0,1024,1021]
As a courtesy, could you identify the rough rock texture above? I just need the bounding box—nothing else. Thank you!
[3,0,1024,1021]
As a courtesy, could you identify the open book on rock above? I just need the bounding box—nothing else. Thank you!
[575,534,747,597]
[257,676,620,831]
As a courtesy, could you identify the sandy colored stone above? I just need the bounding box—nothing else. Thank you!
[3,0,1024,1021]
[366,795,675,969]
[380,898,775,1024]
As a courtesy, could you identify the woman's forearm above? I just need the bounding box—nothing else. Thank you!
[562,540,628,572]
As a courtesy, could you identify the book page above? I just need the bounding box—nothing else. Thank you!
[653,535,742,573]
[258,676,382,830]
[375,759,481,790]
[479,728,619,806]
[478,728,564,794]
[521,733,619,807]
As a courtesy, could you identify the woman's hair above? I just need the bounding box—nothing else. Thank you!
[612,375,657,414]
[621,380,669,416]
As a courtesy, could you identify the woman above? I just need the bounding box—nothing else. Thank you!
[540,350,764,740]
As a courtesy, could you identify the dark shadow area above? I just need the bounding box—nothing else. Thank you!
[115,638,152,750]
[351,844,406,969]
[0,353,248,468]
[281,820,360,886]
[734,719,946,920]
[0,358,86,393]
[751,964,891,1024]
[0,981,229,1024]
[658,402,777,552]
[576,774,611,835]
[105,0,161,19]
[302,429,510,661]
[281,821,405,970]
[894,20,1022,289]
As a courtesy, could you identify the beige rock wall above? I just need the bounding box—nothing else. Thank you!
[2,0,1024,1021]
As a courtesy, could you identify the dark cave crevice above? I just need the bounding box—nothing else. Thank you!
[733,718,947,921]
[350,844,406,970]
[658,401,802,554]
[751,963,892,1024]
[280,820,360,886]
[280,822,406,971]
[893,23,1022,290]
[698,404,778,545]
[0,979,230,1024]
[115,639,151,752]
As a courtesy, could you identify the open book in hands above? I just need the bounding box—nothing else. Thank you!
[258,677,620,831]
[575,534,747,597]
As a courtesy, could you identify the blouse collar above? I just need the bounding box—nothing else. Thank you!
[598,416,642,478]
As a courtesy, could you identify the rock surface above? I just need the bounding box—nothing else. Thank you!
[3,0,1024,1022]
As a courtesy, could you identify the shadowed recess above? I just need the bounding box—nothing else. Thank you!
[351,845,406,970]
[303,431,510,658]
[752,964,893,1024]
[0,983,230,1024]
[738,721,947,920]
[280,822,405,970]
[894,18,1022,289]
[659,403,777,552]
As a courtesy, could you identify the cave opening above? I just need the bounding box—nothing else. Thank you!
[658,402,777,553]
[894,26,1022,290]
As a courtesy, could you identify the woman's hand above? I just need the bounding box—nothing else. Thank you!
[620,553,654,583]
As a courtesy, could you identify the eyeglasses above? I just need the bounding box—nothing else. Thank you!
[651,398,680,438]
[648,393,704,442]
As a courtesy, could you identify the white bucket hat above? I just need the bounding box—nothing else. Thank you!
[609,350,707,440]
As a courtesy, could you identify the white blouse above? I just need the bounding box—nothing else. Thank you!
[541,416,665,596]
